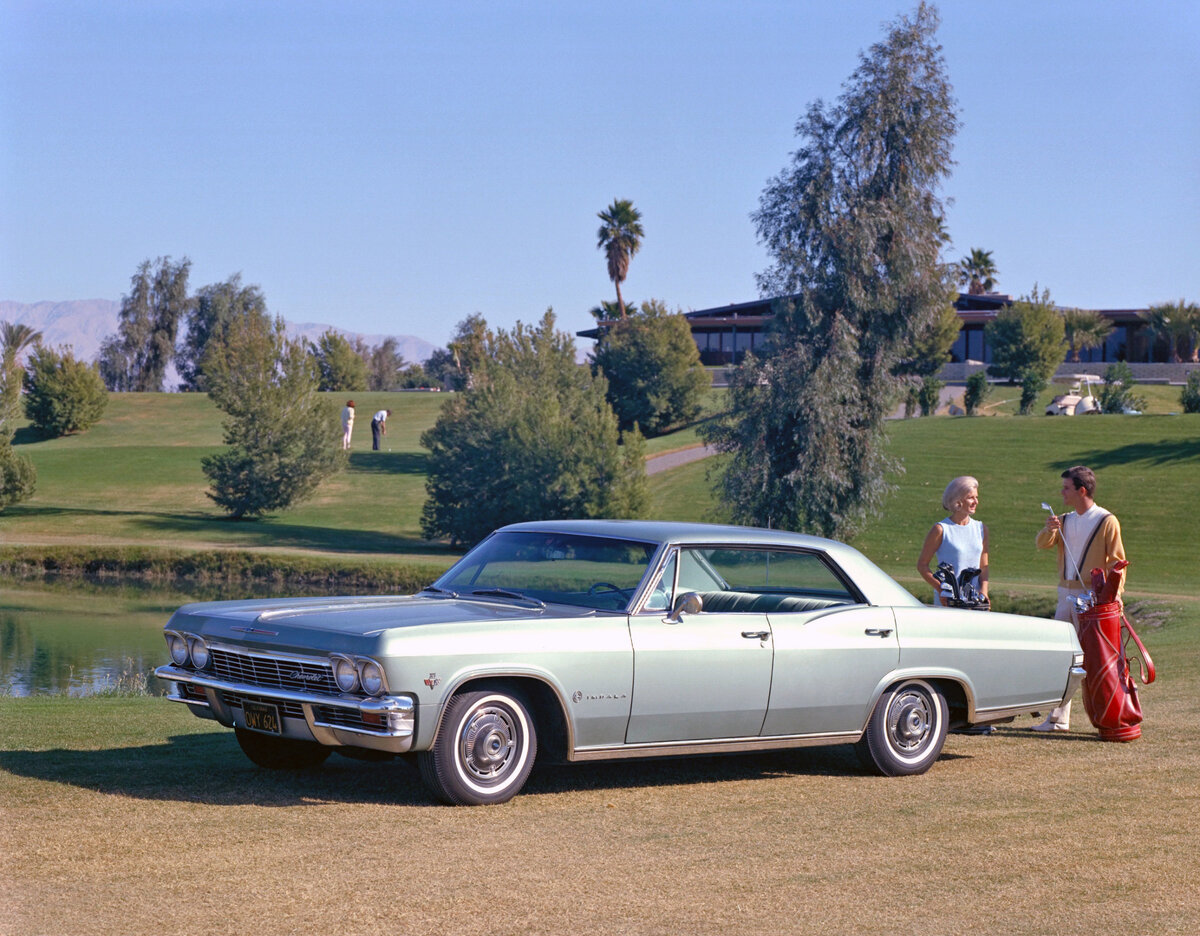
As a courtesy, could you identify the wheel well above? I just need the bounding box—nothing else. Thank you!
[930,678,970,728]
[449,676,570,764]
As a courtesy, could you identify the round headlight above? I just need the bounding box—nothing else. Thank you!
[189,637,210,669]
[360,661,384,696]
[333,657,359,693]
[168,634,189,666]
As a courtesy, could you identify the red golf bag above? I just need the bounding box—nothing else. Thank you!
[1077,601,1156,742]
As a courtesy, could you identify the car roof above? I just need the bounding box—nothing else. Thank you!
[496,519,922,608]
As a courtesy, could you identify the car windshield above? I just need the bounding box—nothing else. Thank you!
[431,531,659,611]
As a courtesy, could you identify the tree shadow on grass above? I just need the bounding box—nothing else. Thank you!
[4,503,451,557]
[1068,437,1200,470]
[346,451,430,475]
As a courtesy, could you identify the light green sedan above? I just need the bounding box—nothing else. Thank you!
[156,520,1084,805]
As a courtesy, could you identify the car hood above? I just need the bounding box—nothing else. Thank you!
[166,594,591,653]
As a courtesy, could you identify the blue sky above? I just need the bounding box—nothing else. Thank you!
[2,1,1197,349]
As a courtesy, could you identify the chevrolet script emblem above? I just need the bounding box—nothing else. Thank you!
[424,673,441,690]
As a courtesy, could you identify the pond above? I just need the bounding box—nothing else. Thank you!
[1,578,359,696]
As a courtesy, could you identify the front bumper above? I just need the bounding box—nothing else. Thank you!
[155,664,415,754]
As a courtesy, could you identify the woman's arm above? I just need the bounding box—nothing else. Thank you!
[917,524,945,603]
[979,523,989,599]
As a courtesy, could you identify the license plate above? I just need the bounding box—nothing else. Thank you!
[243,700,282,734]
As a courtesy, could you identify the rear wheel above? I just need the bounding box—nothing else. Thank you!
[856,679,948,776]
[418,689,537,805]
[234,727,331,770]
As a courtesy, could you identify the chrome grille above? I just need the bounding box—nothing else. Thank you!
[209,647,337,694]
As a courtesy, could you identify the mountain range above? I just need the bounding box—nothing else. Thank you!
[0,300,439,379]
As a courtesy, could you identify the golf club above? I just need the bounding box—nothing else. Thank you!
[1042,500,1092,609]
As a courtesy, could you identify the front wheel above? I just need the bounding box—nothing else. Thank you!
[418,689,537,805]
[234,727,331,770]
[856,679,947,776]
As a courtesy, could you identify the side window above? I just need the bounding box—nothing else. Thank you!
[701,548,856,601]
[641,553,676,613]
[677,549,726,593]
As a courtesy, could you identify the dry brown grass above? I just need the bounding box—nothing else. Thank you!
[3,621,1198,936]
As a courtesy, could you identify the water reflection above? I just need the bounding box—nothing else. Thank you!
[1,576,371,696]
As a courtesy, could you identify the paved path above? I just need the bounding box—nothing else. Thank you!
[645,444,718,475]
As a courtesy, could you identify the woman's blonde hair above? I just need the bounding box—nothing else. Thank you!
[942,476,979,512]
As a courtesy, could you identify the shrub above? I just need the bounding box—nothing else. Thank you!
[23,345,108,437]
[1019,371,1045,415]
[0,442,36,509]
[963,370,990,416]
[1181,371,1200,413]
[1099,361,1146,414]
[917,376,943,416]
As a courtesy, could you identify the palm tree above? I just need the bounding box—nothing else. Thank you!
[1061,308,1113,362]
[0,321,42,363]
[1142,301,1194,363]
[596,199,643,318]
[588,299,639,323]
[957,248,998,295]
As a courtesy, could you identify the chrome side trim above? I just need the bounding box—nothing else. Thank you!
[1060,664,1087,706]
[569,731,861,762]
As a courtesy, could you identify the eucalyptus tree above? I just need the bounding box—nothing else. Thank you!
[596,199,644,319]
[99,256,192,391]
[957,248,998,295]
[704,3,958,539]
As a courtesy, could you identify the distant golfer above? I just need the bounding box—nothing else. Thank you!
[1032,465,1126,732]
[371,408,392,451]
[341,400,355,451]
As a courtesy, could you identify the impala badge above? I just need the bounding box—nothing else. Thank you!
[424,673,441,690]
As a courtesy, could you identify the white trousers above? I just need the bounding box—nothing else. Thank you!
[1046,586,1086,726]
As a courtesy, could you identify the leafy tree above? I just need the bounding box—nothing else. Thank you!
[23,345,108,437]
[963,369,990,416]
[1061,307,1113,362]
[985,285,1066,394]
[957,248,998,295]
[590,299,710,436]
[310,329,368,392]
[99,257,191,391]
[421,311,647,546]
[596,199,644,319]
[201,316,346,518]
[178,275,269,391]
[1099,361,1146,414]
[441,314,494,391]
[705,4,958,539]
[364,337,406,391]
[0,324,37,508]
[397,362,432,389]
[1018,372,1045,416]
[1180,371,1200,413]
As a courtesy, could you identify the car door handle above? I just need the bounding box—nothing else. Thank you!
[865,628,894,638]
[741,630,770,641]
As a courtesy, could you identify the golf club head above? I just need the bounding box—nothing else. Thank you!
[1040,502,1055,513]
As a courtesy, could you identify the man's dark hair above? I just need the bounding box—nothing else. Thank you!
[1062,465,1096,497]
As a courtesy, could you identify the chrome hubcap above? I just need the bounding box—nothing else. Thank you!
[460,706,517,782]
[887,688,933,753]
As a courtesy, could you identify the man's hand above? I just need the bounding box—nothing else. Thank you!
[1043,513,1062,534]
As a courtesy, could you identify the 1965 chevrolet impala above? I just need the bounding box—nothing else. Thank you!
[156,520,1084,805]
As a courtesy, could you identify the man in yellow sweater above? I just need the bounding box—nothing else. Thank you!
[1033,465,1126,732]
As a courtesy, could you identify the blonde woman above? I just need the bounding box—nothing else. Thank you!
[917,475,989,607]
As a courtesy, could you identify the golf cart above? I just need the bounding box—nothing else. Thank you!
[1046,374,1100,416]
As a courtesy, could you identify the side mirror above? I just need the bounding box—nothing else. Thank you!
[665,591,703,623]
